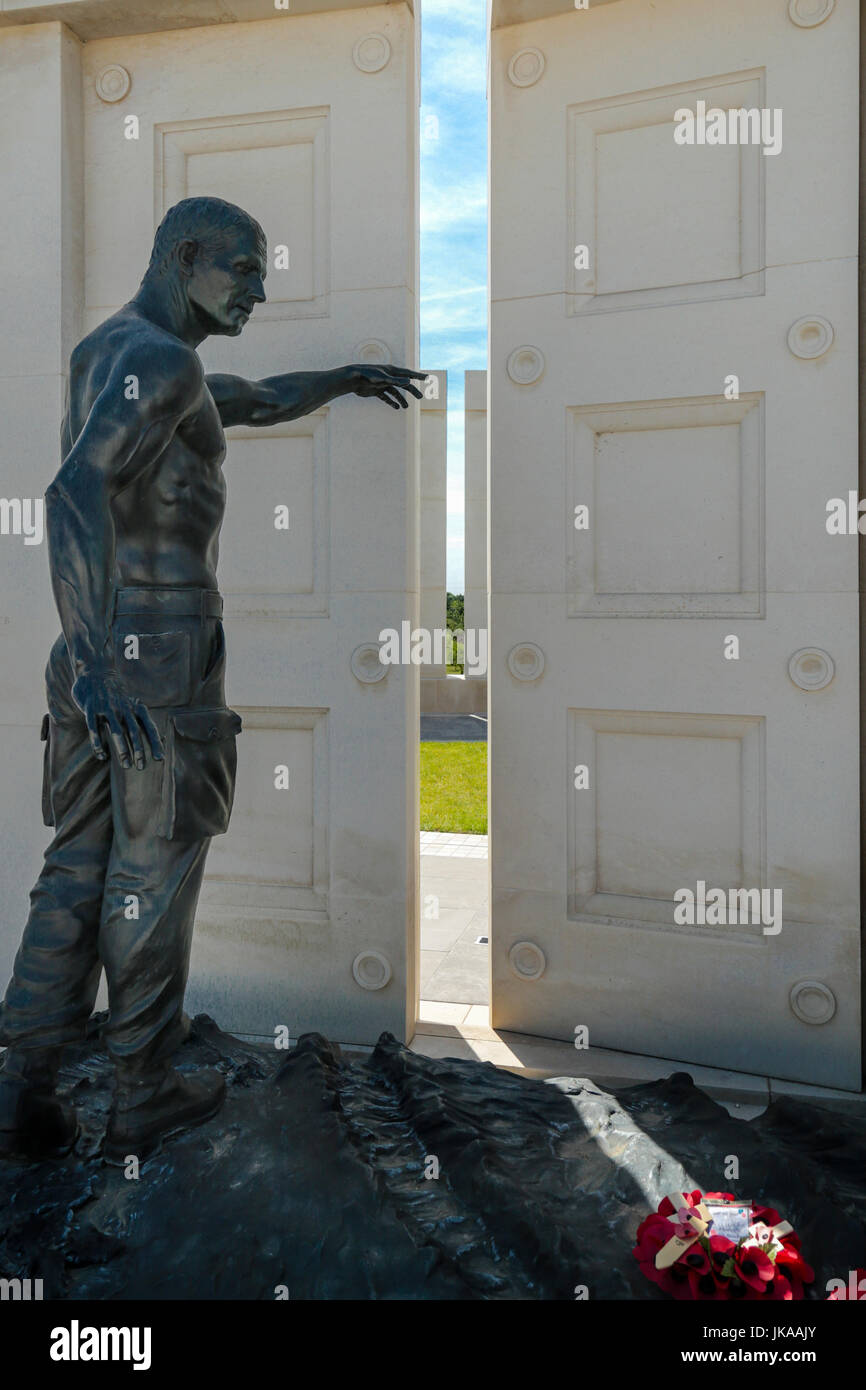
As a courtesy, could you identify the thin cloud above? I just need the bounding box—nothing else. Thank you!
[420,179,487,235]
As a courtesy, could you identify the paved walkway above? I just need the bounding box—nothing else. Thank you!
[420,841,489,1006]
[419,831,488,858]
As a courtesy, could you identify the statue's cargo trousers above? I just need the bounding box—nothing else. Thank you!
[0,587,241,1074]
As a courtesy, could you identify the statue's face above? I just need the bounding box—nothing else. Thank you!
[186,226,267,336]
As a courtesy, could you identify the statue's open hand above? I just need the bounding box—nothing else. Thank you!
[350,364,428,409]
[71,670,164,770]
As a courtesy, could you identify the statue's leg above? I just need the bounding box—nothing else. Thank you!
[0,641,113,1157]
[97,756,210,1074]
[0,716,112,1049]
[98,704,226,1164]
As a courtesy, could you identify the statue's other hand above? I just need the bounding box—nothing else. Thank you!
[71,671,164,771]
[349,363,428,410]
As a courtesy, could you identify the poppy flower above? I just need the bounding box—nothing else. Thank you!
[753,1203,782,1228]
[667,1261,698,1301]
[682,1243,710,1276]
[633,1215,676,1274]
[746,1221,776,1249]
[765,1271,795,1301]
[706,1234,734,1268]
[658,1190,704,1219]
[775,1242,814,1287]
[735,1246,775,1293]
[709,1233,736,1258]
[633,1213,697,1296]
[690,1268,730,1301]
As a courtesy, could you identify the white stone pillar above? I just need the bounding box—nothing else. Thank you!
[0,21,84,991]
[463,369,487,714]
[420,370,448,706]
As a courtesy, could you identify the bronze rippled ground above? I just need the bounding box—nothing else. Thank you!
[0,1017,863,1299]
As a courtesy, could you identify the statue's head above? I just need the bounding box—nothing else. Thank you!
[145,196,267,336]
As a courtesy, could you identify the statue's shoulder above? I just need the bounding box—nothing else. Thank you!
[71,308,203,400]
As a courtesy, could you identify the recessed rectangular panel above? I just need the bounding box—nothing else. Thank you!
[594,424,741,595]
[596,123,741,296]
[595,730,742,898]
[216,725,314,887]
[220,436,314,596]
[567,395,763,617]
[204,708,328,919]
[568,71,765,314]
[568,709,765,937]
[220,415,329,618]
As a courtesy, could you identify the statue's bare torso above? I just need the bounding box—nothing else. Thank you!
[63,306,226,592]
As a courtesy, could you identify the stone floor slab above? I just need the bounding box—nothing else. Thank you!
[417,1001,470,1025]
[420,950,447,994]
[464,1005,490,1027]
[420,908,478,953]
[422,940,490,1005]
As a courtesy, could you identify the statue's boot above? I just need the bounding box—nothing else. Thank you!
[103,1062,226,1165]
[0,1047,78,1160]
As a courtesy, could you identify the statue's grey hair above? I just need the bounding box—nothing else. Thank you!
[147,196,266,276]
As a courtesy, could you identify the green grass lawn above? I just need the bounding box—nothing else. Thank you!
[420,741,487,834]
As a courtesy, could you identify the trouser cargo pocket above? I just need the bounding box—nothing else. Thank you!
[40,713,54,828]
[114,630,192,708]
[157,708,242,842]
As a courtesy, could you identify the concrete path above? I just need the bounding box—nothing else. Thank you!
[420,841,489,1006]
[420,831,487,859]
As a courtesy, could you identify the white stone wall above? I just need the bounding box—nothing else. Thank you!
[463,369,487,711]
[0,0,420,1047]
[488,0,862,1087]
[420,370,448,691]
[0,19,85,1007]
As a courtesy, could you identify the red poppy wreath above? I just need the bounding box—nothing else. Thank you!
[633,1190,814,1301]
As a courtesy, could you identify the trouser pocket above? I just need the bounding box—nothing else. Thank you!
[114,630,192,708]
[40,714,54,828]
[157,708,242,842]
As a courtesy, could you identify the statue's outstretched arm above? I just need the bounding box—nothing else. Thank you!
[206,364,427,428]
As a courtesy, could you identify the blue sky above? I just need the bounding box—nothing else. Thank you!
[419,0,488,593]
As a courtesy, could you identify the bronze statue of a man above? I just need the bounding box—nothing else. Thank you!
[0,196,424,1164]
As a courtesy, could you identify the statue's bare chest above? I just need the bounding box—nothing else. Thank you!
[151,389,226,506]
[173,387,226,471]
[112,389,226,544]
